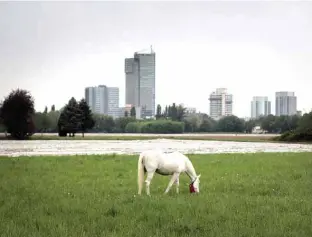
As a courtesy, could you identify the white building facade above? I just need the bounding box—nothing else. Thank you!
[107,87,120,118]
[85,85,121,117]
[209,88,233,120]
[275,91,297,116]
[85,85,107,114]
[250,96,271,119]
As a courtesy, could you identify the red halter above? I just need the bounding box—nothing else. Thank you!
[189,183,196,193]
[189,178,197,193]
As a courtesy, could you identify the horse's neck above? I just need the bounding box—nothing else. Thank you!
[185,159,197,181]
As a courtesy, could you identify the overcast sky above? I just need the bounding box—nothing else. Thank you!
[0,1,311,117]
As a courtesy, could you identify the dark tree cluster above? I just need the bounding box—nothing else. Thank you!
[0,89,35,139]
[57,97,95,137]
[156,103,186,121]
[276,112,312,142]
[246,114,301,134]
[0,89,95,139]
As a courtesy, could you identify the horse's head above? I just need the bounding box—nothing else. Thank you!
[189,174,201,193]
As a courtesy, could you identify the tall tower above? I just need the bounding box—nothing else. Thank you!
[275,91,297,116]
[125,47,156,118]
[85,85,120,117]
[85,85,107,114]
[107,87,120,118]
[250,96,271,119]
[209,88,233,120]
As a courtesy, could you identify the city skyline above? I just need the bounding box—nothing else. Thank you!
[1,1,312,117]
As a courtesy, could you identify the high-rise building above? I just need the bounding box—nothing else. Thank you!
[85,85,121,117]
[250,96,271,119]
[125,47,156,118]
[275,91,297,116]
[85,85,108,114]
[209,88,233,120]
[107,87,120,118]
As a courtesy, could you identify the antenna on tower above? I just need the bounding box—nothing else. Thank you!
[150,45,154,53]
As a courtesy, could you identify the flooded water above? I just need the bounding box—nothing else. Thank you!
[0,139,312,157]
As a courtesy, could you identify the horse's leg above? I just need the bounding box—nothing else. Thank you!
[145,171,155,196]
[175,176,180,194]
[164,172,180,194]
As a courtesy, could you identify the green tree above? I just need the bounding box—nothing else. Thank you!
[199,120,212,132]
[0,89,35,139]
[57,97,82,137]
[115,117,136,133]
[293,112,312,137]
[260,114,276,133]
[170,103,178,120]
[167,105,172,119]
[42,112,50,133]
[245,119,256,133]
[41,106,50,133]
[124,110,129,117]
[184,115,200,132]
[277,112,312,142]
[198,114,217,132]
[78,99,95,137]
[93,115,115,132]
[176,104,186,122]
[275,115,300,133]
[156,104,162,119]
[0,111,5,133]
[163,106,168,118]
[130,106,136,118]
[48,110,60,132]
[217,115,245,133]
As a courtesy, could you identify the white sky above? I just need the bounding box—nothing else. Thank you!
[0,1,312,117]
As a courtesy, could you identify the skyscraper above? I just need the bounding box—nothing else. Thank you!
[107,87,120,118]
[85,85,107,114]
[125,47,156,118]
[209,88,233,120]
[85,85,120,117]
[250,96,271,119]
[275,91,297,116]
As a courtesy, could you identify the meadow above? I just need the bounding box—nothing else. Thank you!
[0,152,312,237]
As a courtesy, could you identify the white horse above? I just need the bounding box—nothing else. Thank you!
[137,150,201,196]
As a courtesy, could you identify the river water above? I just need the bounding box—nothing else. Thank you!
[0,139,312,157]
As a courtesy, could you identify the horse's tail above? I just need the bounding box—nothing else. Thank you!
[137,152,145,195]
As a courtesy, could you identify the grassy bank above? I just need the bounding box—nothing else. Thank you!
[1,152,312,237]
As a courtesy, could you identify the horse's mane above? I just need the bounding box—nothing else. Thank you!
[185,158,197,177]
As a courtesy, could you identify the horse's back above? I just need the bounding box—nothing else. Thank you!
[140,150,163,170]
[159,151,189,173]
[167,151,189,162]
[140,150,188,174]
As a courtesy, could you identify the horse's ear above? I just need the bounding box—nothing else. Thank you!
[197,174,201,178]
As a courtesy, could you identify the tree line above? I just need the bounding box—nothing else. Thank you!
[0,89,95,139]
[0,88,311,141]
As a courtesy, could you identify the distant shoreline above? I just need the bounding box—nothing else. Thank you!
[0,132,279,142]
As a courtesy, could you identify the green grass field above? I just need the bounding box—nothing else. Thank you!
[1,152,312,237]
